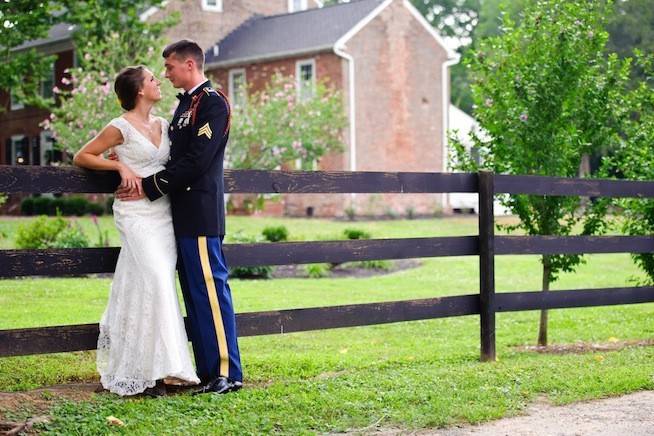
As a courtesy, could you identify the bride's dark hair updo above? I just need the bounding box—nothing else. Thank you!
[114,66,146,111]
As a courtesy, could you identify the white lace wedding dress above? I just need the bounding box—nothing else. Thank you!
[97,116,200,396]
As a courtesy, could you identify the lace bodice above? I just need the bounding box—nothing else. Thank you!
[109,116,170,178]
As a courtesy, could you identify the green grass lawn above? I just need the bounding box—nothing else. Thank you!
[0,215,653,434]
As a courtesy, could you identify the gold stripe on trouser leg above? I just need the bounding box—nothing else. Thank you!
[198,236,230,378]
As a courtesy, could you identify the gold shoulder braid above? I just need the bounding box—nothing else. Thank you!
[188,87,231,137]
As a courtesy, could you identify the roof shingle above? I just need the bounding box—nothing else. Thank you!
[205,0,384,67]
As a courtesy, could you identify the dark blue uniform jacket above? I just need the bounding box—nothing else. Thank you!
[142,80,230,236]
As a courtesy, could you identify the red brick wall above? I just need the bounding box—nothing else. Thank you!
[338,0,449,217]
[0,49,74,165]
[155,0,289,51]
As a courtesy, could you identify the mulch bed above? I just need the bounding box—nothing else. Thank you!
[271,259,422,279]
[515,338,654,354]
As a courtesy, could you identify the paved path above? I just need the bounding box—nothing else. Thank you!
[435,390,654,436]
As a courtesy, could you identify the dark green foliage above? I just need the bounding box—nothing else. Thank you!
[20,196,105,216]
[262,225,289,242]
[343,228,371,240]
[226,231,273,279]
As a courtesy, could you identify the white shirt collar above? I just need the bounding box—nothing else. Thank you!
[187,80,207,96]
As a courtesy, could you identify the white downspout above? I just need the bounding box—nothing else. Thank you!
[334,44,357,205]
[442,56,460,210]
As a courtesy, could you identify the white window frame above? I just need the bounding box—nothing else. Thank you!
[41,62,55,99]
[40,130,55,166]
[228,68,247,108]
[10,134,27,165]
[201,0,222,12]
[296,59,316,101]
[288,0,308,12]
[10,90,24,111]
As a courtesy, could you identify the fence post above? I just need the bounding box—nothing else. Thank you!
[478,171,496,362]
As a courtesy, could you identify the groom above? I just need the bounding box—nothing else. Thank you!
[116,39,242,395]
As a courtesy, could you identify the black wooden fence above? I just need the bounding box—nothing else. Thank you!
[1,165,653,361]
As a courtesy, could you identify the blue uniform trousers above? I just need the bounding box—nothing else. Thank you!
[177,236,242,383]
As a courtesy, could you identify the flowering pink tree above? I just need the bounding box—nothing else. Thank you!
[228,73,347,170]
[46,35,178,156]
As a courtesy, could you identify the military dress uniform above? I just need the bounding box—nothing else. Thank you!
[142,80,242,386]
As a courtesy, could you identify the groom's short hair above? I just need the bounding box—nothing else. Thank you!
[163,40,204,70]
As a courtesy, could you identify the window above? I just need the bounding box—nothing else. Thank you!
[228,69,247,109]
[40,131,56,165]
[10,90,24,111]
[288,0,308,12]
[201,0,222,12]
[10,135,29,165]
[296,59,315,101]
[41,62,55,99]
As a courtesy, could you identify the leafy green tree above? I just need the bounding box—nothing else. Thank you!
[450,0,634,346]
[0,1,59,110]
[42,1,177,155]
[228,74,347,170]
[606,0,654,86]
[603,53,654,284]
[1,0,172,111]
[324,0,481,42]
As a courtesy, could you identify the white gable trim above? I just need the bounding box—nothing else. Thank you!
[402,0,457,59]
[333,0,394,49]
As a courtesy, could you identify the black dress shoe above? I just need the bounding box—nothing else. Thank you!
[141,380,167,397]
[193,376,242,395]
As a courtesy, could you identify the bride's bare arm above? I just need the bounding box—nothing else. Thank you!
[73,125,142,194]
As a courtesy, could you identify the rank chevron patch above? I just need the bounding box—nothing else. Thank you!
[198,122,212,139]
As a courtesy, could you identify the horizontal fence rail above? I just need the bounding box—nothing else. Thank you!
[494,174,654,197]
[3,235,653,278]
[0,237,479,278]
[1,167,653,361]
[0,295,481,357]
[0,166,478,194]
[2,286,653,358]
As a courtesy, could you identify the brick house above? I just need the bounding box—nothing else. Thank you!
[1,0,459,218]
[205,0,458,217]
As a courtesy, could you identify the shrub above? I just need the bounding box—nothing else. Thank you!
[344,206,356,221]
[86,202,105,216]
[262,225,289,242]
[21,197,35,215]
[32,196,56,215]
[304,263,330,278]
[343,228,370,240]
[20,196,105,216]
[15,215,89,249]
[357,260,391,270]
[226,231,273,279]
[54,222,90,248]
[65,197,90,216]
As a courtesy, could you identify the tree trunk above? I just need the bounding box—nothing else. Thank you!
[538,256,551,346]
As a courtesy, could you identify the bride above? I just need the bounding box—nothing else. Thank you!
[73,66,199,396]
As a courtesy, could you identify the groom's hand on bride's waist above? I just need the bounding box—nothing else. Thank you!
[115,179,145,201]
